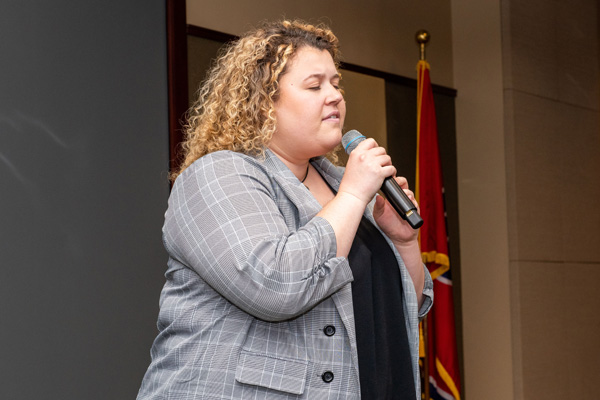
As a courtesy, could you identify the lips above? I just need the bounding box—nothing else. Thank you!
[323,111,340,120]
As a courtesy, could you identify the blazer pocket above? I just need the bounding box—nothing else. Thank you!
[235,350,308,395]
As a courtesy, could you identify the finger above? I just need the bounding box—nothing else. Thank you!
[355,137,378,151]
[349,140,379,162]
[394,176,409,189]
[368,147,388,158]
[382,165,396,178]
[372,194,386,218]
[403,189,420,211]
[374,154,393,167]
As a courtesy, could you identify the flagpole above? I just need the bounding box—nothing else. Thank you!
[416,30,430,63]
[416,29,430,400]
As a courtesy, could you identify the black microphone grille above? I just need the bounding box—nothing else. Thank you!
[341,130,366,154]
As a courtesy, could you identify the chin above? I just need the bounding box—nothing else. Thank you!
[313,128,342,155]
[333,130,343,146]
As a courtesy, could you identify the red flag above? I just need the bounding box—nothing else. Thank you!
[416,60,461,400]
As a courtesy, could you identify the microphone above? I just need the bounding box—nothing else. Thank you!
[342,130,423,229]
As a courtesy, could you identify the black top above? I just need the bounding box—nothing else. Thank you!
[348,216,416,399]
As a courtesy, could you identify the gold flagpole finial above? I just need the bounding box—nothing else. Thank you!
[415,30,430,61]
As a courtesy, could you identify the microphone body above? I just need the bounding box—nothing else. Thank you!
[342,130,423,229]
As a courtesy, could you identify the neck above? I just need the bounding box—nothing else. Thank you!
[267,146,311,182]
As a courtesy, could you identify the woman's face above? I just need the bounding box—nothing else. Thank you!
[269,46,346,162]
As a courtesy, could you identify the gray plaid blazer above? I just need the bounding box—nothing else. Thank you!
[137,149,433,399]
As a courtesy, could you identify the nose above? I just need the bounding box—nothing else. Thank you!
[325,83,343,104]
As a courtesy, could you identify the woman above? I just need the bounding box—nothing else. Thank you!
[138,20,433,399]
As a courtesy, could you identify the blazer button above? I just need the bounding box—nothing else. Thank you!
[321,371,334,383]
[323,325,336,336]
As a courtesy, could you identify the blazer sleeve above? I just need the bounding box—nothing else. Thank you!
[163,151,354,322]
[419,264,434,320]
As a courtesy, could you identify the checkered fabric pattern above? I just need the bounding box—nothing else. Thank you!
[137,149,433,399]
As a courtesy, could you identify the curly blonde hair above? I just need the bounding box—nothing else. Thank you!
[173,19,342,179]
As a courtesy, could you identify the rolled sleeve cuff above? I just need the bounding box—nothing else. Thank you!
[304,216,354,287]
[418,264,434,320]
[306,216,338,263]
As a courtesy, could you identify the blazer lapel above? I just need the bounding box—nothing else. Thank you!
[261,150,323,226]
[261,151,362,384]
[311,158,362,387]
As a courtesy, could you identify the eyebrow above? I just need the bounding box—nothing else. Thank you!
[303,72,341,82]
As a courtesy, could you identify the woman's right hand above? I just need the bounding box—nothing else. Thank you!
[338,138,396,205]
[315,138,395,257]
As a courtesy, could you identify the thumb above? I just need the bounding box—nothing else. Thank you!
[372,195,386,220]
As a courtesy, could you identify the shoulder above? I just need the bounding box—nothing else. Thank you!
[174,151,271,188]
[182,151,264,178]
[167,151,282,213]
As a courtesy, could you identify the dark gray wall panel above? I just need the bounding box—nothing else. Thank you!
[0,1,169,398]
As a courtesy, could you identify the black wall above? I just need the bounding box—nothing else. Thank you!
[0,1,169,398]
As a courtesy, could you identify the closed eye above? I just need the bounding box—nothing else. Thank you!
[308,83,340,91]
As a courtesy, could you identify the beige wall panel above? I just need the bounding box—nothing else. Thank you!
[186,0,454,87]
[451,0,514,399]
[556,103,600,263]
[518,261,600,399]
[561,262,600,398]
[510,91,600,263]
[340,70,387,148]
[518,262,570,400]
[510,92,565,261]
[507,0,599,110]
[504,0,600,399]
